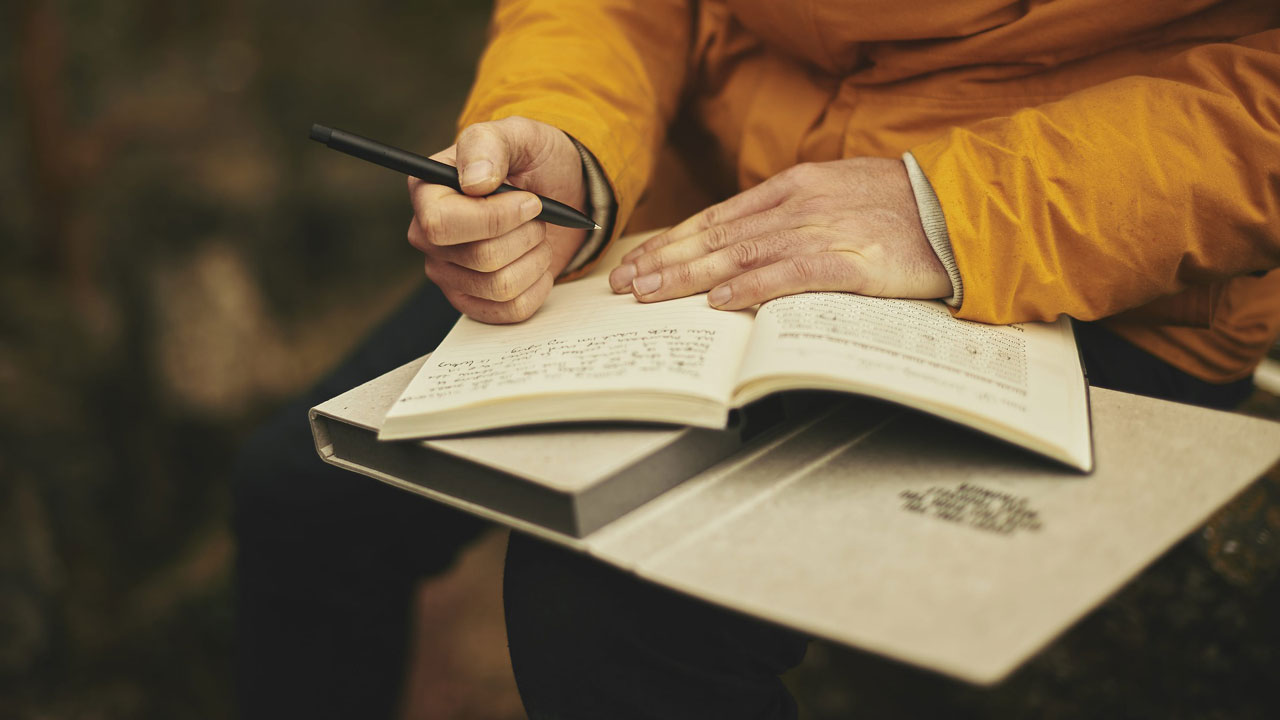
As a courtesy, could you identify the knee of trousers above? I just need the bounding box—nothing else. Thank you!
[503,532,809,719]
[230,399,319,544]
[231,396,491,580]
[230,397,399,562]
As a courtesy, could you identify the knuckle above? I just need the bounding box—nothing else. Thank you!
[419,208,447,243]
[633,240,660,263]
[672,262,697,287]
[533,239,554,270]
[485,209,507,239]
[727,241,760,270]
[779,163,813,188]
[704,223,731,250]
[774,165,800,185]
[644,231,669,251]
[494,115,523,131]
[699,205,722,229]
[510,225,543,260]
[469,306,500,324]
[505,294,537,323]
[793,162,817,178]
[524,219,547,243]
[468,241,504,272]
[485,267,522,302]
[407,222,427,252]
[457,123,487,147]
[635,250,664,275]
[422,257,443,284]
[499,115,533,137]
[498,116,538,145]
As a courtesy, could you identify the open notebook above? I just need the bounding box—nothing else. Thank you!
[380,232,1093,471]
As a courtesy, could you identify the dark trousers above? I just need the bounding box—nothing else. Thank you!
[233,283,1254,720]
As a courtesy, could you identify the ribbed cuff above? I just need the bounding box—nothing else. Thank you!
[902,151,963,308]
[562,135,617,277]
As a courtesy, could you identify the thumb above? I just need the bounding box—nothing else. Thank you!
[454,118,541,196]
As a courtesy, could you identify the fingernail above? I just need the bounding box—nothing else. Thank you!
[460,160,494,188]
[708,285,732,307]
[521,195,541,217]
[611,263,637,292]
[633,273,662,295]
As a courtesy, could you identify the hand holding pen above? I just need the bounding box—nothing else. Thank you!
[312,117,597,324]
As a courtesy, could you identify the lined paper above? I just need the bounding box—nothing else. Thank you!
[387,276,756,420]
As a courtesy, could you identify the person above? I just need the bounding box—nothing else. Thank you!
[235,1,1280,717]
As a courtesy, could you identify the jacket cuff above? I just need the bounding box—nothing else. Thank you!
[902,151,963,308]
[562,135,617,277]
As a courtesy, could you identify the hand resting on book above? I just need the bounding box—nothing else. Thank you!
[609,157,951,310]
[406,117,589,324]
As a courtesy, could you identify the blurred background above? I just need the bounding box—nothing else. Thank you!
[3,1,496,717]
[2,1,1279,719]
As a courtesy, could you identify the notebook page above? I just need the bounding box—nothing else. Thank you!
[736,293,1090,468]
[386,278,756,423]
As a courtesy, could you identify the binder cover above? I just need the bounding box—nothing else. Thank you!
[311,361,1280,684]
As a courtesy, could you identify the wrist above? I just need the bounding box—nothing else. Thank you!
[561,134,617,277]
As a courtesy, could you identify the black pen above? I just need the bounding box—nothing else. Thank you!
[309,124,599,230]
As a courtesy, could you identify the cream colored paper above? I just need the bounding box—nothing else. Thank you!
[735,292,1091,469]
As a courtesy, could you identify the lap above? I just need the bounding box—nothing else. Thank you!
[504,532,807,720]
[501,317,1255,720]
[233,282,487,576]
[238,282,1254,719]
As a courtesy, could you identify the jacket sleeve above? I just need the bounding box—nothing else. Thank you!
[457,0,693,246]
[908,29,1280,325]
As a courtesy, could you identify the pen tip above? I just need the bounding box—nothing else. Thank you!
[309,124,332,144]
[593,223,603,230]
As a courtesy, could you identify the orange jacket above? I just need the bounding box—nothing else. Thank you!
[458,0,1280,383]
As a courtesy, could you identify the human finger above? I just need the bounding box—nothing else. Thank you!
[705,253,874,310]
[429,145,457,166]
[408,180,542,247]
[443,271,555,325]
[403,146,456,206]
[454,118,544,195]
[629,233,799,303]
[618,174,795,265]
[611,207,797,292]
[424,221,546,272]
[455,122,514,195]
[424,239,554,303]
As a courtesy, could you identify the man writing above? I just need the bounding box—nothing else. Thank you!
[236,1,1280,717]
